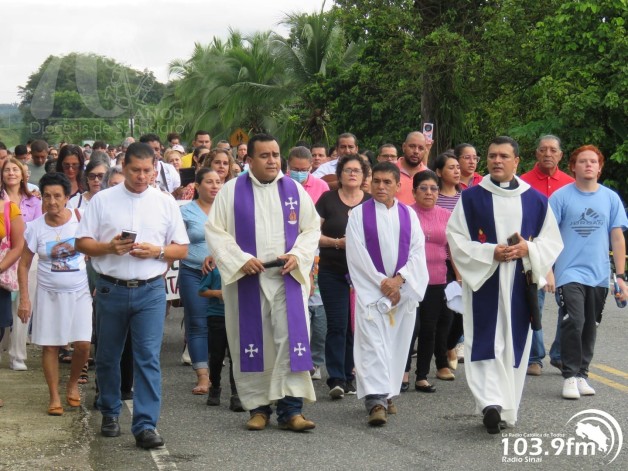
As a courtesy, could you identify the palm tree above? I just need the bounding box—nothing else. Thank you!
[275,2,360,143]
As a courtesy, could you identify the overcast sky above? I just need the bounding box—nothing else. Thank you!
[0,0,331,103]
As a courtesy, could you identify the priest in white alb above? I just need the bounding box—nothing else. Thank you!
[205,134,321,432]
[346,162,429,426]
[446,136,563,434]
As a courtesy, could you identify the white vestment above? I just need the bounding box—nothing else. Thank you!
[346,199,429,399]
[205,172,321,410]
[446,176,563,425]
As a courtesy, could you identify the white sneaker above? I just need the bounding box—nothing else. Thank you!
[310,366,321,380]
[9,359,27,371]
[576,377,595,396]
[562,377,580,399]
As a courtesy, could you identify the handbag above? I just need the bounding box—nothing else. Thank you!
[526,270,542,331]
[0,201,19,291]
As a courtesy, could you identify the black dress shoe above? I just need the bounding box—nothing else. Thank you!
[101,416,121,437]
[121,391,134,401]
[482,405,505,434]
[415,382,436,393]
[400,382,409,393]
[135,429,165,449]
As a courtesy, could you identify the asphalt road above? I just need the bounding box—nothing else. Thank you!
[77,295,628,471]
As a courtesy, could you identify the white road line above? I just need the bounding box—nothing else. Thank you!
[125,399,178,470]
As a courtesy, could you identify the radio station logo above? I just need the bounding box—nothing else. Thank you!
[501,409,623,465]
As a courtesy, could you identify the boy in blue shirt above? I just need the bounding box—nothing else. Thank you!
[198,267,242,411]
[549,145,628,400]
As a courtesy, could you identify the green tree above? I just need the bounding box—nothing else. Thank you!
[274,2,360,144]
[18,53,165,144]
[164,31,289,143]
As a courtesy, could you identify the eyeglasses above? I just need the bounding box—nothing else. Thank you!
[87,173,106,181]
[460,155,479,162]
[342,168,363,175]
[62,163,80,170]
[416,185,439,193]
[379,154,398,160]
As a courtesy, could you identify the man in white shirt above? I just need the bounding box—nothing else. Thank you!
[139,134,180,193]
[76,142,189,448]
[312,133,359,190]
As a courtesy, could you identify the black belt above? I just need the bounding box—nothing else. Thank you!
[99,274,163,288]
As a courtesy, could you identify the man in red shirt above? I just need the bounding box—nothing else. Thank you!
[520,134,574,377]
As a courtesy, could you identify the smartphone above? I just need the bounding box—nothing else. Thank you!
[262,258,286,269]
[422,122,434,141]
[507,233,519,246]
[120,230,138,242]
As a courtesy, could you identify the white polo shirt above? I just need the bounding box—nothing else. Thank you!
[312,158,339,178]
[75,183,189,280]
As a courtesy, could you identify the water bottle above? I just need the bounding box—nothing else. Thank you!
[613,274,627,308]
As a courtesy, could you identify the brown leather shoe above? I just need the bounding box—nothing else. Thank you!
[526,364,542,376]
[436,368,455,381]
[278,414,316,432]
[368,405,387,426]
[246,413,270,431]
[387,399,397,415]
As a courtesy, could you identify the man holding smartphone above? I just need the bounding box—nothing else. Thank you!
[76,142,189,449]
[447,136,563,434]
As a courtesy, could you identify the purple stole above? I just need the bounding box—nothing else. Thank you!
[362,199,411,276]
[461,185,548,368]
[234,174,312,373]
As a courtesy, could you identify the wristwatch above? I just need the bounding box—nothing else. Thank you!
[616,273,626,281]
[158,246,165,260]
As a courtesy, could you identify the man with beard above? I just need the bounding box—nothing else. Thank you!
[396,132,430,204]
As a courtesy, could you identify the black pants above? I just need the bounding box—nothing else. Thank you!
[558,283,607,379]
[447,313,463,350]
[405,285,453,380]
[208,316,237,394]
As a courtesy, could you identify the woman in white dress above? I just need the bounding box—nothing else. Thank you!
[17,172,92,416]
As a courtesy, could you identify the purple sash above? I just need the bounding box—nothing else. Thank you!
[234,174,312,372]
[362,199,411,276]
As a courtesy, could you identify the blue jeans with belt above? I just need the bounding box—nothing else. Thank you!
[95,276,166,436]
[179,264,211,369]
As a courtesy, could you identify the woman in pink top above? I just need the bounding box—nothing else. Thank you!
[403,170,458,393]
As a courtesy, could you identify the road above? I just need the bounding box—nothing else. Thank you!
[3,294,627,470]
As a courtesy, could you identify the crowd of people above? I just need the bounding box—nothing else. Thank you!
[0,129,626,443]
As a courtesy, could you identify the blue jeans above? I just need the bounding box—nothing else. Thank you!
[179,265,211,369]
[95,276,166,436]
[250,396,303,424]
[528,289,546,366]
[319,270,354,386]
[308,305,326,367]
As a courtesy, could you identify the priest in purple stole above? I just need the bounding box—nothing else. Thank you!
[346,162,428,426]
[446,137,563,434]
[206,134,321,432]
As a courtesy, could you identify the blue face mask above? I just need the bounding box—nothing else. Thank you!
[290,170,309,183]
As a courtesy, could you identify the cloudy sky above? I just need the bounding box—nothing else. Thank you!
[0,0,331,103]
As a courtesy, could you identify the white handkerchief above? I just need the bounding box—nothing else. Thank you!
[445,281,464,314]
